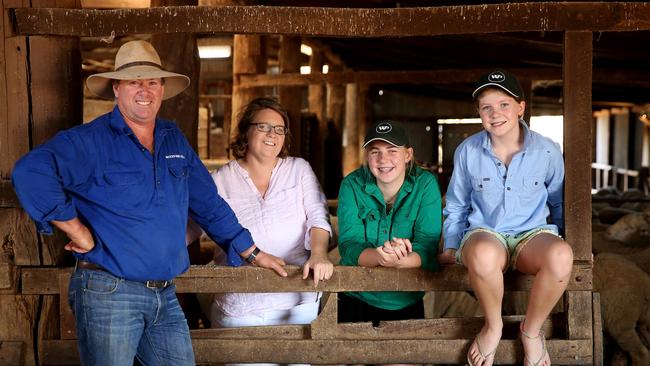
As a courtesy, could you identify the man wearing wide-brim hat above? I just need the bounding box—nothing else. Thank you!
[13,40,287,364]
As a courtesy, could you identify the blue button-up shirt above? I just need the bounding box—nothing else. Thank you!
[443,122,564,250]
[12,106,253,281]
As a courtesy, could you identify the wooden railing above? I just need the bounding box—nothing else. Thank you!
[21,263,598,365]
[591,162,639,192]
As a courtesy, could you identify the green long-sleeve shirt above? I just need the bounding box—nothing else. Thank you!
[337,165,442,310]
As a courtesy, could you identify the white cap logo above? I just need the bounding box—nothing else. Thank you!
[488,71,506,83]
[376,122,392,134]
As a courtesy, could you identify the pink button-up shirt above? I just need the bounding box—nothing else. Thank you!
[211,157,331,317]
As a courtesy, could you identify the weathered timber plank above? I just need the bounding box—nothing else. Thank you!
[0,260,15,291]
[566,291,593,339]
[1,35,29,178]
[278,35,302,157]
[592,292,603,366]
[192,325,308,340]
[563,31,593,262]
[0,208,39,266]
[28,36,81,147]
[336,315,556,341]
[12,3,650,37]
[22,263,593,294]
[0,341,22,365]
[0,295,39,365]
[41,338,593,364]
[310,292,336,339]
[58,273,75,339]
[0,180,19,208]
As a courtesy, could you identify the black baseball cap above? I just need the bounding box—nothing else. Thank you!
[472,69,524,99]
[363,120,409,148]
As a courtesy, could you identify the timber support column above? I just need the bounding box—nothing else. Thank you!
[308,48,326,183]
[563,31,594,351]
[323,64,344,197]
[151,0,199,150]
[278,36,302,157]
[231,34,266,154]
[342,83,359,176]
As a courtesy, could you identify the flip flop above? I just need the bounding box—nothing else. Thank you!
[521,322,549,366]
[467,333,496,366]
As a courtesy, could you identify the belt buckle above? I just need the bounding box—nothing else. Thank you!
[146,280,170,289]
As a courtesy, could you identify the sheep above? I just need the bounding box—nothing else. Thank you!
[593,253,650,366]
[604,209,650,246]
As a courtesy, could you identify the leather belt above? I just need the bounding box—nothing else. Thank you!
[75,260,173,289]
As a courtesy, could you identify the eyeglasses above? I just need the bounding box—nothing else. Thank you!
[251,123,289,135]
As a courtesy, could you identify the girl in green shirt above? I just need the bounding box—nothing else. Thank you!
[337,120,442,325]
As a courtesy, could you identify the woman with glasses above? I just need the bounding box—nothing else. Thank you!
[337,120,442,330]
[208,97,333,350]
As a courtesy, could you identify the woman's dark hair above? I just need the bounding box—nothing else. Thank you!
[229,97,291,159]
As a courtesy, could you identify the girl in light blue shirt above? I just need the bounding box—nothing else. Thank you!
[441,69,573,366]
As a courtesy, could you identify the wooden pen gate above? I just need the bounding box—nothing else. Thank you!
[21,264,597,365]
[4,1,650,364]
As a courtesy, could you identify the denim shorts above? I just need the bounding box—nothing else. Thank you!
[456,227,560,270]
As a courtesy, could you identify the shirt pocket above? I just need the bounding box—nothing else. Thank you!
[472,176,500,195]
[522,175,545,194]
[102,170,147,208]
[168,163,189,180]
[392,211,417,239]
[358,206,380,245]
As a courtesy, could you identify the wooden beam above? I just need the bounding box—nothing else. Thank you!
[41,338,593,364]
[22,263,593,295]
[563,31,593,262]
[240,68,561,88]
[342,83,359,176]
[12,3,650,37]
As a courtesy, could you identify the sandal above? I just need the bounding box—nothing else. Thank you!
[467,333,496,366]
[520,321,550,366]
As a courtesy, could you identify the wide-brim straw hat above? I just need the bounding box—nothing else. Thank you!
[86,40,190,100]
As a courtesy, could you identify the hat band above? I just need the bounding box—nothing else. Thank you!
[115,61,163,71]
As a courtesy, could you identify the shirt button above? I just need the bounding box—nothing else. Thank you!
[156,181,161,185]
[507,187,511,190]
[479,184,483,188]
[497,162,502,166]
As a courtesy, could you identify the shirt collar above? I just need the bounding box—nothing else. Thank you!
[107,105,174,138]
[480,119,533,151]
[359,165,416,199]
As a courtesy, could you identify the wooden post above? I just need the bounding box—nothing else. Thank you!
[231,34,265,154]
[278,36,302,157]
[563,31,593,261]
[342,83,359,176]
[308,48,326,183]
[151,0,200,150]
[323,64,344,197]
[356,84,369,165]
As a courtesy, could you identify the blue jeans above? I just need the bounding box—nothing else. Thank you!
[68,269,195,366]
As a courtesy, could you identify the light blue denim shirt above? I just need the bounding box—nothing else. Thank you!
[443,121,564,250]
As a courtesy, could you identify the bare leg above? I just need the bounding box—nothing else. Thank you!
[462,232,509,366]
[516,233,573,366]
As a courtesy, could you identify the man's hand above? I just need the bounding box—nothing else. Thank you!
[302,254,334,287]
[437,248,457,265]
[52,218,95,254]
[253,251,288,277]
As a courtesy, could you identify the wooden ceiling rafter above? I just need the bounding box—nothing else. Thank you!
[12,3,650,38]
